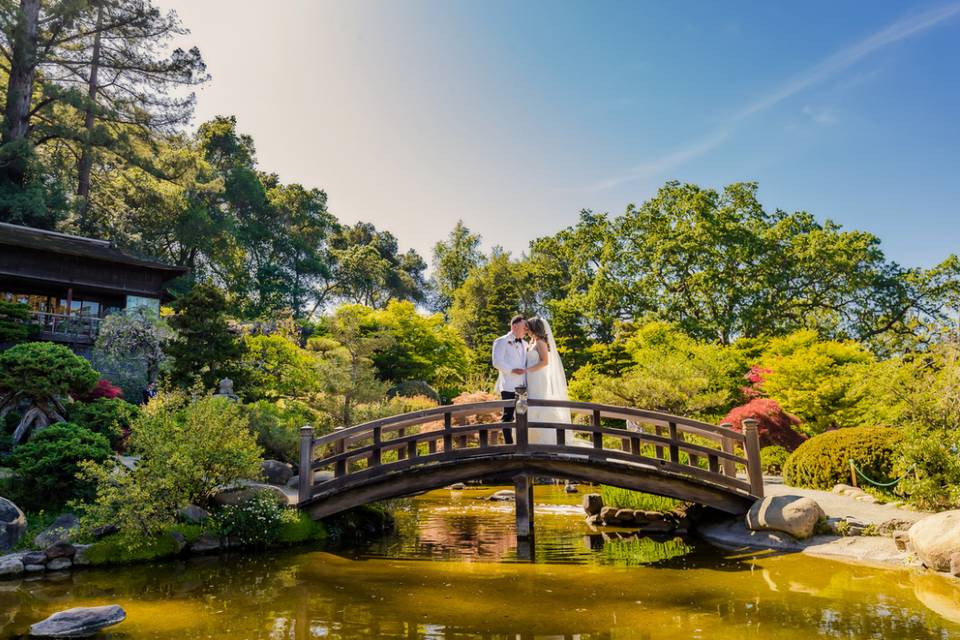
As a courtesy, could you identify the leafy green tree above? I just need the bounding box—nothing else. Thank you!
[431,220,484,314]
[78,392,263,540]
[331,222,427,309]
[10,421,112,509]
[0,300,37,343]
[165,283,244,390]
[757,330,875,434]
[69,397,139,449]
[0,341,99,443]
[240,334,320,401]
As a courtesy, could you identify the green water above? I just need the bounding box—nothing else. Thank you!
[4,485,960,639]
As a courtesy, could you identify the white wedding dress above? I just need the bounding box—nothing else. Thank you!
[525,320,571,445]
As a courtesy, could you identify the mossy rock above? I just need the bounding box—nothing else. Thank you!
[277,511,328,545]
[783,426,902,490]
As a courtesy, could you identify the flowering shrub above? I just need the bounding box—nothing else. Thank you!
[82,379,124,400]
[212,490,294,547]
[723,398,806,450]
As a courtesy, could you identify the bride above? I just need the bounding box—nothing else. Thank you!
[522,317,571,445]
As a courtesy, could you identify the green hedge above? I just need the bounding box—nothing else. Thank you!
[783,426,902,490]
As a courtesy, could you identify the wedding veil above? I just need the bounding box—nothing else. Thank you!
[541,318,569,403]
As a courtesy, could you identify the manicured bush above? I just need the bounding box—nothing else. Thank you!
[0,341,99,443]
[70,398,140,450]
[387,380,440,403]
[724,398,806,450]
[783,426,902,490]
[0,300,38,343]
[8,422,112,509]
[760,445,790,475]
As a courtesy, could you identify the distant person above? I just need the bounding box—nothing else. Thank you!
[142,381,158,404]
[491,315,528,444]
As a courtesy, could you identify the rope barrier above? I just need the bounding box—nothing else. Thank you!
[848,459,915,488]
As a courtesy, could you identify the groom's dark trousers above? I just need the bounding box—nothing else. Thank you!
[500,391,516,444]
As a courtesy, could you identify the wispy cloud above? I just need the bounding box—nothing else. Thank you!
[587,2,960,192]
[802,106,839,126]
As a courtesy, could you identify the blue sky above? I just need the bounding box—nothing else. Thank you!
[157,0,960,269]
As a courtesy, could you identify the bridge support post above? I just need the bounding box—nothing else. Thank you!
[742,418,764,498]
[298,425,315,504]
[513,473,535,539]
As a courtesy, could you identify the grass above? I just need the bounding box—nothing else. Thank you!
[600,486,686,513]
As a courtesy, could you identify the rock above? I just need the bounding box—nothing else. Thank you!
[908,510,960,572]
[564,483,578,494]
[449,483,466,490]
[599,506,620,524]
[72,545,92,566]
[856,494,879,504]
[832,483,857,494]
[585,514,601,527]
[0,497,26,551]
[211,482,289,507]
[582,493,603,516]
[178,504,209,525]
[286,475,300,488]
[29,605,126,637]
[22,551,46,566]
[24,563,46,573]
[893,530,910,551]
[46,557,71,571]
[0,552,24,578]
[636,510,664,523]
[91,524,118,540]
[636,520,675,535]
[33,513,79,548]
[170,531,188,554]
[44,543,75,560]
[188,533,221,554]
[877,518,913,535]
[261,460,294,486]
[950,553,960,578]
[487,490,515,501]
[614,508,636,524]
[745,495,824,540]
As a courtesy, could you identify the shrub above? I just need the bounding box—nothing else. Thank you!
[211,490,291,548]
[165,284,245,390]
[81,379,124,401]
[783,426,902,490]
[0,300,37,343]
[0,341,99,443]
[246,399,326,464]
[760,445,790,475]
[70,398,140,450]
[724,398,806,450]
[9,422,112,510]
[92,309,171,401]
[387,380,440,403]
[78,392,263,540]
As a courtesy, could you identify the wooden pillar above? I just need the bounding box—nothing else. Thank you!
[513,473,534,539]
[298,425,315,504]
[742,418,764,498]
[719,423,737,477]
[515,386,528,451]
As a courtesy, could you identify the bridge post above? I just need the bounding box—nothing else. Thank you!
[515,386,528,451]
[719,423,737,477]
[742,418,764,498]
[513,473,535,539]
[298,425,315,504]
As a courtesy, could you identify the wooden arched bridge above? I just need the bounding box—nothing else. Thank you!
[297,393,763,537]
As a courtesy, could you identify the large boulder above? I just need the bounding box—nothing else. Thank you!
[0,552,25,578]
[29,605,126,637]
[33,513,79,548]
[261,460,294,486]
[178,505,210,525]
[908,510,960,572]
[745,495,824,540]
[211,482,289,507]
[0,497,26,551]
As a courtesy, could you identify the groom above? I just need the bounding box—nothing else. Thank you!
[492,314,528,445]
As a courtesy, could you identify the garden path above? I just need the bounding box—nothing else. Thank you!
[763,478,929,525]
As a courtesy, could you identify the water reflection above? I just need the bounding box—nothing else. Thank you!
[2,486,960,639]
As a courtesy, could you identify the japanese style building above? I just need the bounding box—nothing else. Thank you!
[0,222,187,345]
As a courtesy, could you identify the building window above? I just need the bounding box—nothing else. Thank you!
[126,295,160,316]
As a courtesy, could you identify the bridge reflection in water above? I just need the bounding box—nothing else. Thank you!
[297,393,764,539]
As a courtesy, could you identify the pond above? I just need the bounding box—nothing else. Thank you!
[3,485,960,639]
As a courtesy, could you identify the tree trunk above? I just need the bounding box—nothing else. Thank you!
[1,0,41,186]
[76,1,104,234]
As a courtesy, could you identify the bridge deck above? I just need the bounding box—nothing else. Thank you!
[297,396,763,521]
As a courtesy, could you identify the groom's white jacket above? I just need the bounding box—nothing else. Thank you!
[492,333,527,393]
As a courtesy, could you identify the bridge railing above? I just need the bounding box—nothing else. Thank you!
[297,398,763,505]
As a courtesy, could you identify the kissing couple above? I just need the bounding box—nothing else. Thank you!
[491,314,572,445]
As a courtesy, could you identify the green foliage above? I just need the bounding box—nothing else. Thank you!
[387,380,440,403]
[783,426,902,490]
[165,283,245,390]
[82,531,185,566]
[431,220,485,314]
[896,343,960,510]
[760,445,790,475]
[78,392,263,539]
[92,309,171,400]
[0,300,37,343]
[212,490,291,548]
[0,341,99,403]
[276,510,328,544]
[240,334,319,401]
[758,330,876,433]
[9,422,112,510]
[245,399,326,464]
[599,486,685,512]
[599,536,693,566]
[350,394,438,426]
[69,398,139,450]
